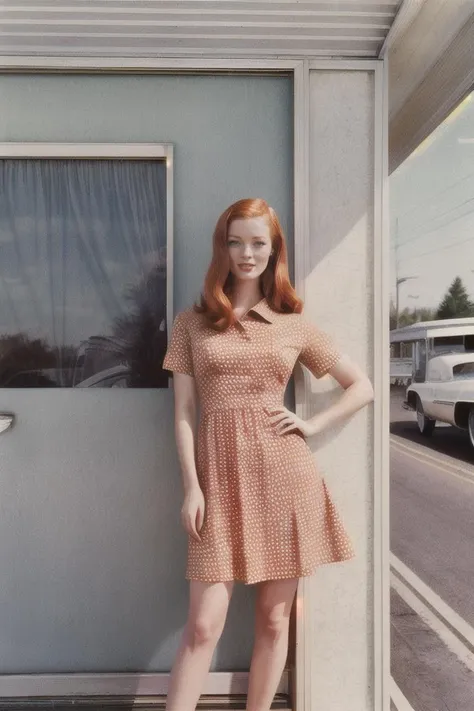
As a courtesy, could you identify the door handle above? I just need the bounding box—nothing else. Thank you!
[0,414,14,434]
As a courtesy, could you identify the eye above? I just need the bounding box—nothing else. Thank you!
[255,241,267,247]
[227,239,239,246]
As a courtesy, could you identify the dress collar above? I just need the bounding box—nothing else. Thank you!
[238,297,275,324]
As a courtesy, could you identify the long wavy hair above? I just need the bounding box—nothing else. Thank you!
[194,198,304,331]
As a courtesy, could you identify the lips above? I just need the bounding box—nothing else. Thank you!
[239,264,255,269]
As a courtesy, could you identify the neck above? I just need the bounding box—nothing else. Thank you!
[230,281,264,308]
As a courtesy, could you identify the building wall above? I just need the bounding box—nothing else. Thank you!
[0,64,385,711]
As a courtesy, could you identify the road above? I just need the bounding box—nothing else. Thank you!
[390,387,474,711]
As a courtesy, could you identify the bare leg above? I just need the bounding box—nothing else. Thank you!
[246,578,299,711]
[165,580,234,711]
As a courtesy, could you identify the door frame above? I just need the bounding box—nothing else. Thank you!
[0,56,390,711]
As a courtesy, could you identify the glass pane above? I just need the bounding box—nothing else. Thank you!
[390,90,474,709]
[0,157,168,388]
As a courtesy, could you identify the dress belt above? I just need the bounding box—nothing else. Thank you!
[201,394,283,414]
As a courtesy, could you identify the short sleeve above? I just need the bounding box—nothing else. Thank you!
[298,318,342,378]
[162,311,195,377]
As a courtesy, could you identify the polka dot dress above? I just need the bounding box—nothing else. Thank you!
[162,297,356,585]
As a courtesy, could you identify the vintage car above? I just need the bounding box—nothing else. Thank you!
[390,317,474,449]
[404,353,474,447]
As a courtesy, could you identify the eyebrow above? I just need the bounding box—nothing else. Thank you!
[227,234,269,239]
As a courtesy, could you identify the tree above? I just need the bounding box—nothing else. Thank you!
[436,277,474,320]
[390,301,436,330]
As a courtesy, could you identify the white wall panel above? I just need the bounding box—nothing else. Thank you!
[303,68,375,710]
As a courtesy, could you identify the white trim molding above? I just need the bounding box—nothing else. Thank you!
[0,140,175,389]
[378,0,427,58]
[374,58,391,711]
[293,57,312,711]
[0,671,288,698]
[0,141,172,159]
[0,56,302,71]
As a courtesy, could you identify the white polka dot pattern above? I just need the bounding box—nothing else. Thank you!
[162,297,355,585]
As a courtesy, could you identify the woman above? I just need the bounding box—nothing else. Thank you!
[162,197,374,711]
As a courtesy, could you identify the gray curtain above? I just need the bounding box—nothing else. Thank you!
[0,158,167,388]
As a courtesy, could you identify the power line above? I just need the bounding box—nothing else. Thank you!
[396,204,474,260]
[398,234,474,263]
[395,169,474,223]
[397,196,474,247]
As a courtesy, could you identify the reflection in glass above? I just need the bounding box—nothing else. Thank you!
[390,91,474,709]
[0,158,168,388]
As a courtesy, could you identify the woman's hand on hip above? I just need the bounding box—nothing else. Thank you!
[267,406,319,438]
[181,487,205,542]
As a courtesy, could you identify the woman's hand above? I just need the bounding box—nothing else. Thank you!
[181,487,205,541]
[267,406,323,439]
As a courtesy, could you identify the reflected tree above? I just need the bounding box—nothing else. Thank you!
[112,263,168,388]
[0,334,80,387]
[0,334,56,387]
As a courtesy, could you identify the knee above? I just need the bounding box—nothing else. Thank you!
[256,605,289,644]
[186,614,224,649]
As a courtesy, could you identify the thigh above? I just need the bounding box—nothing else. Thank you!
[188,580,235,625]
[255,578,299,619]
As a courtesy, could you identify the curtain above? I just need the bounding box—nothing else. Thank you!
[0,158,168,388]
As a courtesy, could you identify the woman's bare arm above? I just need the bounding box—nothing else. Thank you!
[172,372,200,491]
[308,355,374,435]
[172,372,204,540]
[269,355,373,438]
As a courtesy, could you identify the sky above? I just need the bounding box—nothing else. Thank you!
[390,90,474,312]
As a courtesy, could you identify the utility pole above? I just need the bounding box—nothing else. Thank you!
[394,217,418,327]
[396,277,418,328]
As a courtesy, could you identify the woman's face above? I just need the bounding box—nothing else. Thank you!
[226,216,273,282]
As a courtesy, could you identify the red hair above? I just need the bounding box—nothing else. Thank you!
[194,198,304,331]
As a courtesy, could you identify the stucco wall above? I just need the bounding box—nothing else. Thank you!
[299,68,375,711]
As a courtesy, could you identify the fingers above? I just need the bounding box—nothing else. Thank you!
[181,506,204,542]
[189,518,202,542]
[181,511,198,541]
[267,408,288,424]
[267,408,300,436]
[196,504,205,532]
[267,408,296,425]
[273,415,297,434]
[276,423,297,435]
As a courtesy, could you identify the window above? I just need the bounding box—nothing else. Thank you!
[452,362,474,379]
[0,144,172,388]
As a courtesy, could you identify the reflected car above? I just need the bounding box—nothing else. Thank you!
[74,364,130,388]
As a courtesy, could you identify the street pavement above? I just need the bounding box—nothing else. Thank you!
[390,387,474,711]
